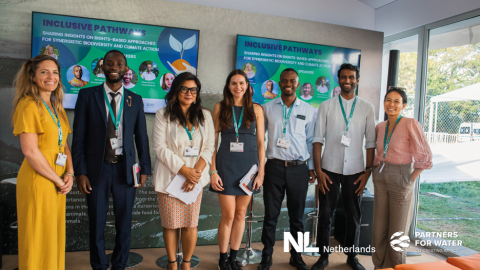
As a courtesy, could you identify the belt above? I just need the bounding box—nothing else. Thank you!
[107,155,124,163]
[269,159,306,167]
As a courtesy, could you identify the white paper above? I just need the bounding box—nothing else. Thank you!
[166,174,202,205]
[239,164,258,196]
[379,163,385,173]
[295,118,305,134]
[132,163,140,187]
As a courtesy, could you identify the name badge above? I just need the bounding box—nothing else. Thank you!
[55,153,67,167]
[230,142,244,152]
[110,138,120,150]
[277,138,290,149]
[185,147,199,157]
[341,135,351,147]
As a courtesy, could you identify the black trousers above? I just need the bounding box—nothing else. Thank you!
[261,160,310,257]
[316,169,363,258]
[86,161,136,270]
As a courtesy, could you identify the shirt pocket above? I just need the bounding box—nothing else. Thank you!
[294,118,306,135]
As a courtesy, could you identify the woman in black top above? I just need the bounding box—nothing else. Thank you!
[210,69,265,270]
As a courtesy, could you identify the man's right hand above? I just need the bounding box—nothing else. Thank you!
[77,175,92,194]
[317,170,332,195]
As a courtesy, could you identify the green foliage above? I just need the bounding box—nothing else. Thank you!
[399,44,480,133]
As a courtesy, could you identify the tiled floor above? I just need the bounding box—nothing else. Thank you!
[1,238,446,269]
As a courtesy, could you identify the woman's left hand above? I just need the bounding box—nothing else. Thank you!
[59,174,74,195]
[252,174,264,191]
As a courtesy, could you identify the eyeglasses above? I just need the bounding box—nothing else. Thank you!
[180,86,199,95]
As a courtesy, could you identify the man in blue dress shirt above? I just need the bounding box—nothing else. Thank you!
[259,68,316,270]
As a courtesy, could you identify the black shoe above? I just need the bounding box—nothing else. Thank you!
[258,255,272,270]
[346,257,365,270]
[229,257,243,270]
[311,256,329,270]
[289,255,310,270]
[218,259,232,270]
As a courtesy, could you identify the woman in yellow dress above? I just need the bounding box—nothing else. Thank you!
[12,55,74,270]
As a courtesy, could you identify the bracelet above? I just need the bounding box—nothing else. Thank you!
[65,173,75,180]
[209,170,218,175]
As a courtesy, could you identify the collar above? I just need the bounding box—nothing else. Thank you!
[104,82,124,97]
[340,94,356,103]
[275,96,300,107]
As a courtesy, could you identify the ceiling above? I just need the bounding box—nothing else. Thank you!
[358,0,397,9]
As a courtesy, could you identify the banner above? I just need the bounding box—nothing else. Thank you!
[235,35,360,109]
[32,12,199,112]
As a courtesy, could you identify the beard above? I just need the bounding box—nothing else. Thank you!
[105,72,125,84]
[282,90,295,97]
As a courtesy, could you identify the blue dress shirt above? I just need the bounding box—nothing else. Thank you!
[263,97,315,170]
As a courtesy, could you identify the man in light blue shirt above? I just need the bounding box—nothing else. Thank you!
[259,68,316,270]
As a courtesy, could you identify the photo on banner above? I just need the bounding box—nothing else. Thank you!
[236,35,361,113]
[31,12,200,113]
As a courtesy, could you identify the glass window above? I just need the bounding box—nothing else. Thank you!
[418,15,480,253]
[381,35,418,120]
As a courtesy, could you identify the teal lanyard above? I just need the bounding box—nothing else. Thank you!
[383,115,402,158]
[184,120,196,146]
[103,86,124,137]
[282,102,294,139]
[339,95,357,135]
[41,98,63,151]
[232,106,244,143]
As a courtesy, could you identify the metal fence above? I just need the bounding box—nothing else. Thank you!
[422,95,480,144]
[424,132,458,145]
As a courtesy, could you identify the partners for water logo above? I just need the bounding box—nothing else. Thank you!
[390,232,410,252]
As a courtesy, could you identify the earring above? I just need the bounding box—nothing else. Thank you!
[193,98,196,104]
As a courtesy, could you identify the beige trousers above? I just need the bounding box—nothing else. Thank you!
[371,162,415,269]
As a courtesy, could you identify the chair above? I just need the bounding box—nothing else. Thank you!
[1,178,19,270]
[156,228,200,269]
[236,195,263,264]
[105,220,143,268]
[446,253,480,270]
[303,182,320,257]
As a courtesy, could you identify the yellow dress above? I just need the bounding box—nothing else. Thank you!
[13,96,72,270]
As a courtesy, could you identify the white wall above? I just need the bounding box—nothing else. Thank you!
[166,0,376,30]
[376,0,480,36]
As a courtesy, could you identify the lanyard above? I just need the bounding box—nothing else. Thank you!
[383,115,402,158]
[232,106,244,143]
[339,95,357,135]
[282,102,294,139]
[41,98,63,151]
[103,86,124,137]
[184,120,196,146]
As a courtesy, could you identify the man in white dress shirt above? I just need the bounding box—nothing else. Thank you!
[311,64,375,270]
[141,63,156,81]
[317,78,329,93]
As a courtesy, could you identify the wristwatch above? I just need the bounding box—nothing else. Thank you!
[365,166,374,171]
